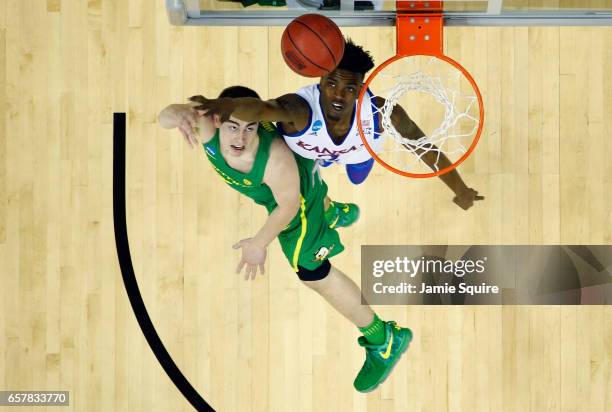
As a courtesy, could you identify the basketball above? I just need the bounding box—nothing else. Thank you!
[281,14,345,78]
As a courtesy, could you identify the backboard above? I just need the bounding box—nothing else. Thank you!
[167,0,612,26]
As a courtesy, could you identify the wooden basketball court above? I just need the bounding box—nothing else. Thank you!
[0,0,611,410]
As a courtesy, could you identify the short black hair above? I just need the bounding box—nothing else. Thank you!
[218,85,260,99]
[335,38,375,77]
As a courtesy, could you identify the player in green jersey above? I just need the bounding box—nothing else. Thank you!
[159,86,412,392]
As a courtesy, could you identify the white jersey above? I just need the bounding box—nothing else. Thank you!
[279,84,384,165]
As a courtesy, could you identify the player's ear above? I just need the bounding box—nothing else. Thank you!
[213,114,221,128]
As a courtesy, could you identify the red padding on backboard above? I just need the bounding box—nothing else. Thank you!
[396,1,442,12]
[396,13,443,56]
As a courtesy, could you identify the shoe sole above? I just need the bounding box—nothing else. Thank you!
[356,330,413,393]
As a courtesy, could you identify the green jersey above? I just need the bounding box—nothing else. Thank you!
[202,122,344,271]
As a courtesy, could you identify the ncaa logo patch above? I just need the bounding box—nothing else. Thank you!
[312,120,323,132]
[205,145,216,157]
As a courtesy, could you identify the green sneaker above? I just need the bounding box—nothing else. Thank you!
[354,321,413,393]
[324,201,360,229]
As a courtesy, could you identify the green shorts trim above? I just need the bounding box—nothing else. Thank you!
[278,193,345,272]
[291,195,308,271]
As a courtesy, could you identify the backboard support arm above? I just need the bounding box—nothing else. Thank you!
[396,1,443,56]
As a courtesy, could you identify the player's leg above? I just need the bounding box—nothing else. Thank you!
[317,162,359,228]
[298,263,413,392]
[345,157,375,185]
[279,173,411,392]
[299,261,374,327]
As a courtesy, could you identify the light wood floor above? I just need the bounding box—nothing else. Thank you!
[1,1,611,411]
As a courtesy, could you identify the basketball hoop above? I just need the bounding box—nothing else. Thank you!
[357,1,484,178]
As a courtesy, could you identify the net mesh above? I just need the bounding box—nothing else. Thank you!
[367,56,481,173]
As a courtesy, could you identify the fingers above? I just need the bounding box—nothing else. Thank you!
[453,189,485,210]
[193,105,209,113]
[469,189,484,200]
[188,95,207,104]
[244,264,256,281]
[236,258,246,274]
[184,112,200,142]
[191,101,228,121]
[180,121,196,146]
[468,189,485,202]
[194,106,222,121]
[453,196,471,211]
[236,262,263,281]
[178,124,194,148]
[189,96,214,115]
[176,110,201,147]
[459,201,471,211]
[238,263,263,281]
[186,111,198,130]
[237,263,258,281]
[188,125,199,146]
[233,239,261,280]
[252,264,261,280]
[245,264,253,281]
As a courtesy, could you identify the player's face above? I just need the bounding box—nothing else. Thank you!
[319,69,364,121]
[215,116,259,157]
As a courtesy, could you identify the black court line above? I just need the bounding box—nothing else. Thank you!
[113,113,215,412]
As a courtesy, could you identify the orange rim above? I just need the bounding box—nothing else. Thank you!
[357,53,485,178]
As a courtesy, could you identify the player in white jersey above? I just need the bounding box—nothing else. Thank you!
[279,84,384,169]
[190,39,483,210]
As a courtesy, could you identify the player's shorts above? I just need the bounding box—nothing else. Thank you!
[277,180,344,273]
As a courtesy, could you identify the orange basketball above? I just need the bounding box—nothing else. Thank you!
[281,14,345,78]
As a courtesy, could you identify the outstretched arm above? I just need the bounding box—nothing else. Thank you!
[189,93,310,134]
[233,139,301,280]
[158,102,216,146]
[376,96,484,210]
[257,139,301,246]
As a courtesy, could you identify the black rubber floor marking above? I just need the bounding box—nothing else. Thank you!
[113,113,215,412]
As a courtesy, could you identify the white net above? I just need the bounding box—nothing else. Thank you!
[365,56,481,175]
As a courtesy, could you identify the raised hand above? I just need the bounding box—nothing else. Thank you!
[158,104,202,148]
[453,188,484,210]
[233,238,267,281]
[189,95,236,123]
